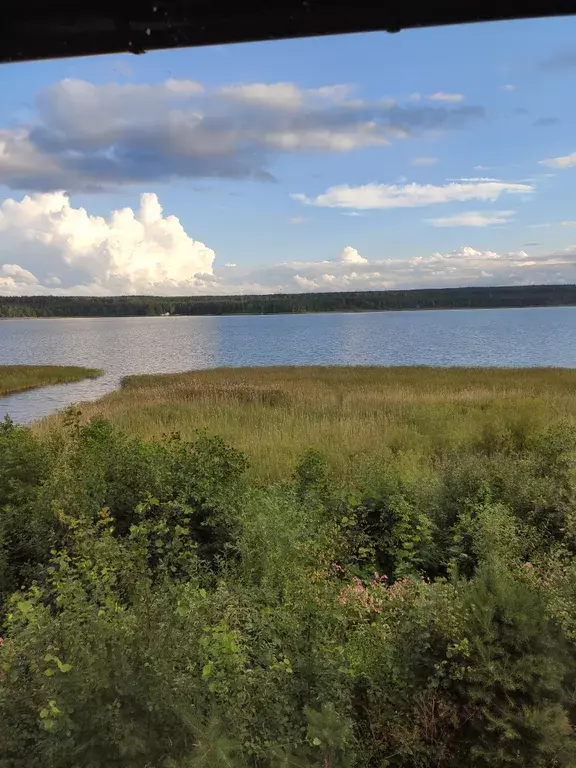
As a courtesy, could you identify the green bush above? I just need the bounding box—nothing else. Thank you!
[2,415,576,766]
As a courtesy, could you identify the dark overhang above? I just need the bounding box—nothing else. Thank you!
[2,1,576,65]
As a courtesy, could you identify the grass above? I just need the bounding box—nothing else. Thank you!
[0,365,103,398]
[38,365,576,482]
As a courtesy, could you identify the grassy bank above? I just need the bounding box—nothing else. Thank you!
[0,365,102,397]
[41,365,576,480]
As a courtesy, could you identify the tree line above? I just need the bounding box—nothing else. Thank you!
[1,283,576,317]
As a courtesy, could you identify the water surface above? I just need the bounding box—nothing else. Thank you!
[1,306,575,422]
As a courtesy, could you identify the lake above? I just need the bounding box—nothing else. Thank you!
[1,305,576,423]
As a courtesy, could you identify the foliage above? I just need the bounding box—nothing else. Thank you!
[2,284,576,318]
[4,372,576,766]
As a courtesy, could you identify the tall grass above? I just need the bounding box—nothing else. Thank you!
[39,365,576,481]
[0,365,102,398]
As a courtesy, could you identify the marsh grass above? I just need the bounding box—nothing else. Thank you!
[0,365,102,398]
[38,365,576,481]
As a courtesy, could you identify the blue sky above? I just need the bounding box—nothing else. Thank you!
[0,16,575,295]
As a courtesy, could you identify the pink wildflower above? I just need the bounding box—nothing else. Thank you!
[338,577,384,614]
[0,637,3,647]
[523,562,533,569]
[370,571,388,587]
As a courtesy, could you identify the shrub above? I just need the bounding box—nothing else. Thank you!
[2,414,576,766]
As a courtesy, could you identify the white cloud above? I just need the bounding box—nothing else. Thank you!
[428,92,465,103]
[539,151,576,169]
[0,263,40,292]
[411,156,439,167]
[218,82,304,109]
[217,82,354,110]
[309,84,354,103]
[293,179,534,210]
[0,263,39,283]
[164,79,206,96]
[0,192,215,296]
[226,244,576,293]
[263,126,392,152]
[0,78,484,192]
[447,177,501,182]
[501,84,516,92]
[560,221,576,226]
[338,246,368,264]
[1,194,576,296]
[427,210,515,227]
[293,274,321,290]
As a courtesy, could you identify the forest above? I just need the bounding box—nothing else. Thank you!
[1,283,576,317]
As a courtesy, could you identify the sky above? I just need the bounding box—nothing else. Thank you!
[1,16,576,296]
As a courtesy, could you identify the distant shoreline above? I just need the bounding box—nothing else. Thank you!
[2,284,576,320]
[2,303,576,321]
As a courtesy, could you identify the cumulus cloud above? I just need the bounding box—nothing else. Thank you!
[0,78,485,192]
[1,194,576,296]
[0,264,39,289]
[426,210,515,227]
[229,244,576,293]
[0,192,215,295]
[539,151,576,169]
[338,246,368,264]
[292,179,533,210]
[427,92,465,103]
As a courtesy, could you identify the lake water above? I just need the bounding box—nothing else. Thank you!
[1,305,576,423]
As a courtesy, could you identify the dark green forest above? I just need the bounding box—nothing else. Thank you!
[2,284,576,317]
